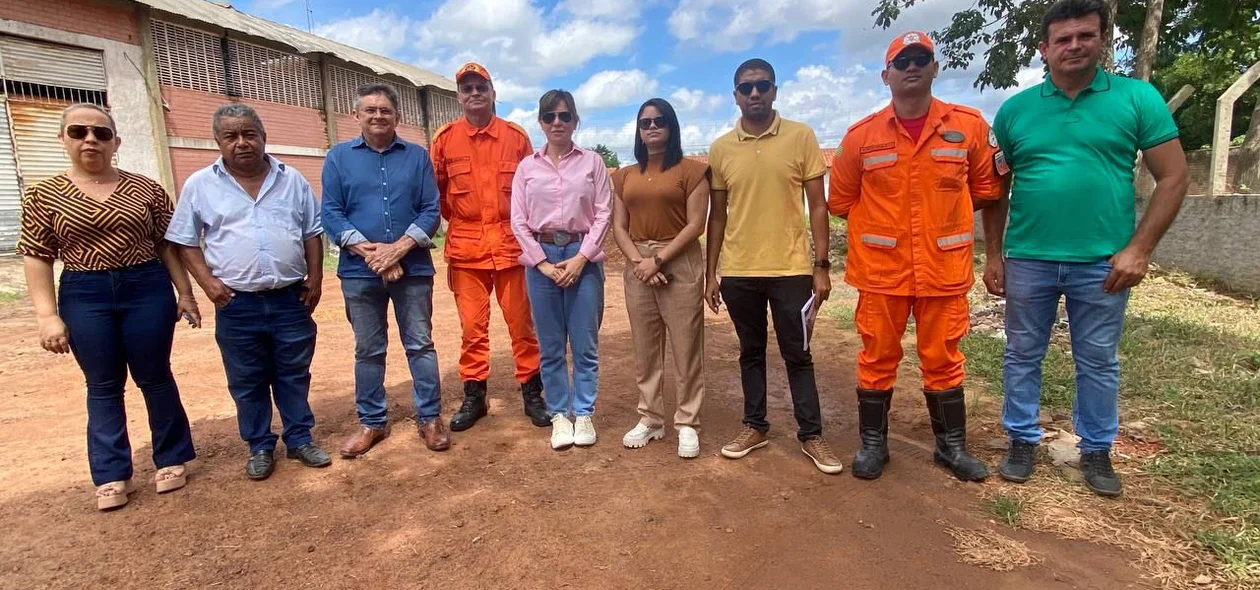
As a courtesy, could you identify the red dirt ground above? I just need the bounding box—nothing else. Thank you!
[0,260,1149,589]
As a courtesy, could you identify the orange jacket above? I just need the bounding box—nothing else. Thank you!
[431,116,534,269]
[829,99,1005,297]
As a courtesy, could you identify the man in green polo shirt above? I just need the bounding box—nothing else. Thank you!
[983,0,1189,496]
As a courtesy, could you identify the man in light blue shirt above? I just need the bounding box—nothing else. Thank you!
[167,103,331,481]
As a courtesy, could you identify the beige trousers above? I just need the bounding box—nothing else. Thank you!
[623,239,706,428]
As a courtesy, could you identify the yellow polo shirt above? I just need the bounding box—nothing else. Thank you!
[709,113,826,277]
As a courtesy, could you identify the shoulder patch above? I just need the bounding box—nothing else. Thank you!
[504,121,531,139]
[847,110,881,132]
[950,104,985,119]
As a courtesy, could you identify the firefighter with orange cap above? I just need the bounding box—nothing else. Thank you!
[430,62,549,431]
[829,32,1008,481]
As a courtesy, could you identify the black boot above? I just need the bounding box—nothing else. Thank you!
[450,380,488,432]
[521,374,550,428]
[1080,450,1122,497]
[925,388,989,482]
[851,389,892,479]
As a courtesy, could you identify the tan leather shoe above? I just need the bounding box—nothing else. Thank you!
[339,424,390,458]
[418,418,451,452]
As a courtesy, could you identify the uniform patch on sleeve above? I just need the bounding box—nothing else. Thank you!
[994,151,1010,176]
[988,129,999,148]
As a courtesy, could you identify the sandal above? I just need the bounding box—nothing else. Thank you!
[154,464,187,494]
[95,480,134,511]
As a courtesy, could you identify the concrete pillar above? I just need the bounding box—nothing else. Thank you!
[1209,60,1260,196]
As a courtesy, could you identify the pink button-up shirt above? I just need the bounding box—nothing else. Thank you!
[510,144,612,267]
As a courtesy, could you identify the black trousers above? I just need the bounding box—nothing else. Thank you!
[720,276,822,440]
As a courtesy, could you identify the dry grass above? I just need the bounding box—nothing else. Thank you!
[938,520,1042,572]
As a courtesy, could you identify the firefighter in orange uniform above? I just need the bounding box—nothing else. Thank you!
[430,62,549,431]
[829,32,1007,482]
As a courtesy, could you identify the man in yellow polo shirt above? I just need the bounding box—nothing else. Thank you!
[705,58,842,475]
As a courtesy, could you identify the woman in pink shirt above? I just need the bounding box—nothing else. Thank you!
[510,90,612,450]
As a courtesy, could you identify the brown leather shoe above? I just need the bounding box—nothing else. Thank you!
[339,424,390,458]
[418,418,451,452]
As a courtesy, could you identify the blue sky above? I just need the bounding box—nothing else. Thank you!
[244,0,1044,159]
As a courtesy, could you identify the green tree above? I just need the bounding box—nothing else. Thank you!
[872,0,1260,146]
[592,144,621,169]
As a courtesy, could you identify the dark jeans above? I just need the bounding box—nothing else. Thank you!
[720,276,822,440]
[214,283,318,453]
[59,260,196,486]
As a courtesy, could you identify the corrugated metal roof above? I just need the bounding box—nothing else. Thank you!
[132,0,455,91]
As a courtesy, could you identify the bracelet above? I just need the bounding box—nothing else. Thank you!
[653,254,664,267]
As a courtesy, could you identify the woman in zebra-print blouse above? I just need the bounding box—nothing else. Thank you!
[18,103,203,511]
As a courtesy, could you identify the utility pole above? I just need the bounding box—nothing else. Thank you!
[305,0,313,32]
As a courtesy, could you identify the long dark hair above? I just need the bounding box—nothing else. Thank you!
[633,98,684,173]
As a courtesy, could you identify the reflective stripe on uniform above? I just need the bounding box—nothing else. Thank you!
[861,234,898,248]
[930,148,967,159]
[936,232,973,248]
[862,153,898,167]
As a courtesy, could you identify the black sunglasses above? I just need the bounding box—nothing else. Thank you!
[890,54,933,71]
[65,125,115,141]
[460,82,490,95]
[541,111,573,124]
[736,80,774,96]
[638,116,667,130]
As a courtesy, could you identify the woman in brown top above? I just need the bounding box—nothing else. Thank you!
[611,98,710,458]
[19,103,202,511]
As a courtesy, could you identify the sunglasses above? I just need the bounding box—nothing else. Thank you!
[65,125,115,141]
[890,54,933,71]
[736,80,774,96]
[638,116,667,130]
[541,111,573,124]
[459,82,490,95]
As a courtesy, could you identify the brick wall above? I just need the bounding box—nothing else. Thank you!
[0,0,138,45]
[162,86,328,149]
[333,114,428,147]
[397,124,428,147]
[169,147,326,199]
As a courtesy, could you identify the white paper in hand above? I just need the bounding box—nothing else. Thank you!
[801,293,819,352]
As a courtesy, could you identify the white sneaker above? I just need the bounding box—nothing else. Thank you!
[550,414,574,450]
[677,426,700,458]
[573,416,597,447]
[622,422,665,449]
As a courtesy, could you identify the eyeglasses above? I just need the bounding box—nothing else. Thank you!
[359,106,395,117]
[638,116,667,130]
[460,82,490,95]
[541,111,573,124]
[736,80,774,96]
[890,54,933,71]
[65,125,114,141]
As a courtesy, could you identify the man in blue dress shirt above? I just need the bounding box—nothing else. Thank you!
[168,103,330,480]
[321,84,448,458]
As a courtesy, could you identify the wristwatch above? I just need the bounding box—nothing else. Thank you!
[653,254,665,267]
[814,259,831,269]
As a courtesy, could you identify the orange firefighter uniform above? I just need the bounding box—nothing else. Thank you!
[829,98,1005,391]
[430,103,540,385]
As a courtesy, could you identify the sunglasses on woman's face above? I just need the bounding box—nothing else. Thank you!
[890,53,933,71]
[638,116,667,130]
[736,80,774,96]
[65,125,115,141]
[541,111,573,124]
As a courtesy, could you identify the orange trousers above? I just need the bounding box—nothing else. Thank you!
[449,265,541,384]
[855,291,970,391]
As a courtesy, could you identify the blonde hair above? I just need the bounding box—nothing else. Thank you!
[59,103,117,132]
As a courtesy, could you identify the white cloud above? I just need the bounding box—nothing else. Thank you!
[774,64,888,143]
[669,88,725,115]
[313,9,414,57]
[556,0,635,19]
[574,70,659,110]
[656,64,679,76]
[492,79,544,103]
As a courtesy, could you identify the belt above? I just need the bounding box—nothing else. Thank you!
[237,282,303,296]
[534,231,585,246]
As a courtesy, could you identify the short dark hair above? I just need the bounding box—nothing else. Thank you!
[538,89,579,123]
[1041,0,1109,41]
[212,103,266,139]
[733,58,775,87]
[632,98,684,173]
[355,83,400,111]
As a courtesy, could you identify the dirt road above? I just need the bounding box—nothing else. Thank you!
[0,260,1146,589]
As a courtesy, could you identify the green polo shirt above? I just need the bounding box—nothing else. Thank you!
[993,67,1179,262]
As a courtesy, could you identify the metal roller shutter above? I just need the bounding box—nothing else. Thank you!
[10,100,71,187]
[0,97,21,251]
[0,37,106,91]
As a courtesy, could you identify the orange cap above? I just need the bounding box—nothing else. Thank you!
[885,31,935,65]
[456,62,492,83]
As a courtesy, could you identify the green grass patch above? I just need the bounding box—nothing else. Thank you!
[987,493,1025,527]
[822,303,855,329]
[960,333,1076,409]
[0,290,24,304]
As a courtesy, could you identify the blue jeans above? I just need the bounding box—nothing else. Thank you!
[214,283,317,453]
[59,260,196,486]
[341,275,442,426]
[524,242,604,417]
[1002,258,1129,452]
